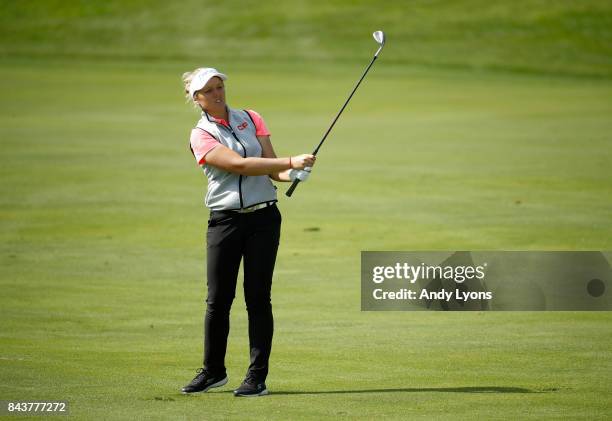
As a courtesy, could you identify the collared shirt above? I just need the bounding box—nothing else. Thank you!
[190,109,270,165]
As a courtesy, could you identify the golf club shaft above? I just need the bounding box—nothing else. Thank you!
[286,54,380,197]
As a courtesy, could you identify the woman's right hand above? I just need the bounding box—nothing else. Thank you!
[290,154,316,169]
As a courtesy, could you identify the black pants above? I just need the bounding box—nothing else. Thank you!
[204,204,281,381]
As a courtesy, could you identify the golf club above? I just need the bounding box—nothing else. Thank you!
[286,30,386,197]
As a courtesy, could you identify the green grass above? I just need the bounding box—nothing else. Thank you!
[1,1,612,419]
[1,0,611,78]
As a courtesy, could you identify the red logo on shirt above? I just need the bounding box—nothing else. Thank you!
[237,122,248,130]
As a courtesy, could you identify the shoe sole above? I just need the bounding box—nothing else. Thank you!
[181,376,228,394]
[233,388,269,397]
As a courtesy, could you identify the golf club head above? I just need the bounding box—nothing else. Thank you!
[373,30,385,56]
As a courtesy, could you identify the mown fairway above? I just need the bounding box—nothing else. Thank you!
[1,1,611,419]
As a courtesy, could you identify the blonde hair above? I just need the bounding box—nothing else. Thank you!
[181,68,206,107]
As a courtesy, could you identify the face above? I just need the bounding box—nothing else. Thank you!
[194,76,226,111]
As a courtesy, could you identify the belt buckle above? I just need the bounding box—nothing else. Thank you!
[238,203,269,213]
[238,204,259,213]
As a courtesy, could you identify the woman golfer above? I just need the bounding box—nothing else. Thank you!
[180,68,315,397]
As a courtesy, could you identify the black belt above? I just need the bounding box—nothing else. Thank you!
[222,201,276,214]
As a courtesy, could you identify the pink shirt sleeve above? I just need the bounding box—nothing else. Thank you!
[246,110,271,136]
[190,129,220,165]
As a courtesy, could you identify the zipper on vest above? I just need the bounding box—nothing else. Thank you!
[224,123,247,209]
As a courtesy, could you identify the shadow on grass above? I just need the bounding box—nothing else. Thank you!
[166,386,557,399]
[268,386,554,395]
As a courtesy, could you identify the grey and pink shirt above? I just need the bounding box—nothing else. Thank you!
[190,107,278,211]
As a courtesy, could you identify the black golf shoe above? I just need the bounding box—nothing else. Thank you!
[181,368,228,394]
[233,374,269,397]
